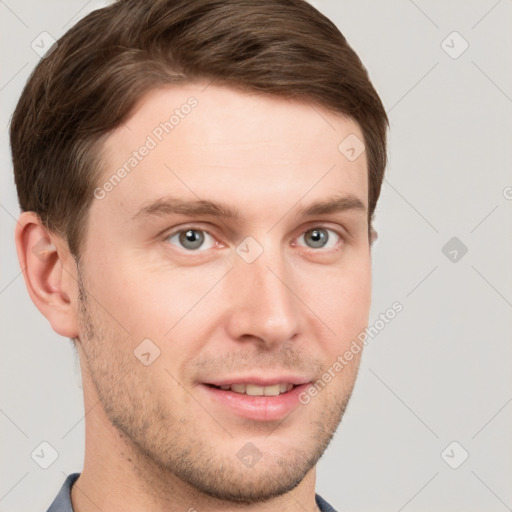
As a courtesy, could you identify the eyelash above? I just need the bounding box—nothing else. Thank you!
[164,225,344,253]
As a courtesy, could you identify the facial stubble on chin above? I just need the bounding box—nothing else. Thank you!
[74,264,358,504]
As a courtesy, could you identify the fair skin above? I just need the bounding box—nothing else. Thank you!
[16,83,373,512]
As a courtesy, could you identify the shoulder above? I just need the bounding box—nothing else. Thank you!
[46,473,80,512]
[315,493,338,512]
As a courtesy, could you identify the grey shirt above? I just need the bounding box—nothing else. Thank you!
[47,473,337,512]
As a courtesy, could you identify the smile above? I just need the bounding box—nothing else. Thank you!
[208,383,295,396]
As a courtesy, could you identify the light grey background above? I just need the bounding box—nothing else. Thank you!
[1,1,511,511]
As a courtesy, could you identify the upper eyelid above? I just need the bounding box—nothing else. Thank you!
[164,224,218,241]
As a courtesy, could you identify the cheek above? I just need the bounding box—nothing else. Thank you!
[308,256,372,344]
[90,253,228,341]
[85,233,370,349]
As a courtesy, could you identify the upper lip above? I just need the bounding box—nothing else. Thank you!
[203,376,312,387]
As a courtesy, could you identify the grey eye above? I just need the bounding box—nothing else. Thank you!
[180,230,204,250]
[167,229,215,251]
[305,228,328,248]
[299,228,340,249]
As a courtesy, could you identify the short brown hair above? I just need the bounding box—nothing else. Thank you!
[10,0,388,257]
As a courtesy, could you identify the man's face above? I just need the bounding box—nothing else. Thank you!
[76,84,371,502]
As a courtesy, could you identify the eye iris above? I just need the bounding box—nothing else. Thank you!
[179,229,204,250]
[306,228,328,248]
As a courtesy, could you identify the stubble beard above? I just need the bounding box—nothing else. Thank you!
[75,264,356,504]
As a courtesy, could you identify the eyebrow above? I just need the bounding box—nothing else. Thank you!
[297,194,366,217]
[131,193,366,221]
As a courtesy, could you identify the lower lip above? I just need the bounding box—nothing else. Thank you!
[201,383,310,422]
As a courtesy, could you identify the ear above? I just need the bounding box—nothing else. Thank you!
[14,212,79,338]
[370,227,378,247]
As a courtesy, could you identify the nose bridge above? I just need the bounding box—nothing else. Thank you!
[227,238,300,345]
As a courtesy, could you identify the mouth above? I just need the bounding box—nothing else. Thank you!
[205,382,296,396]
[200,378,312,421]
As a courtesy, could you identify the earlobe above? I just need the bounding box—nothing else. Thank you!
[14,212,79,338]
[370,228,378,246]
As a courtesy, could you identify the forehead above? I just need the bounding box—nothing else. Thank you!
[95,83,368,224]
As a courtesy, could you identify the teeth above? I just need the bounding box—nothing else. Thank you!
[216,383,295,396]
[263,384,281,396]
[246,384,264,396]
[230,383,247,393]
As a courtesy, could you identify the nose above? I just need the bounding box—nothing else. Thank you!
[224,244,302,348]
